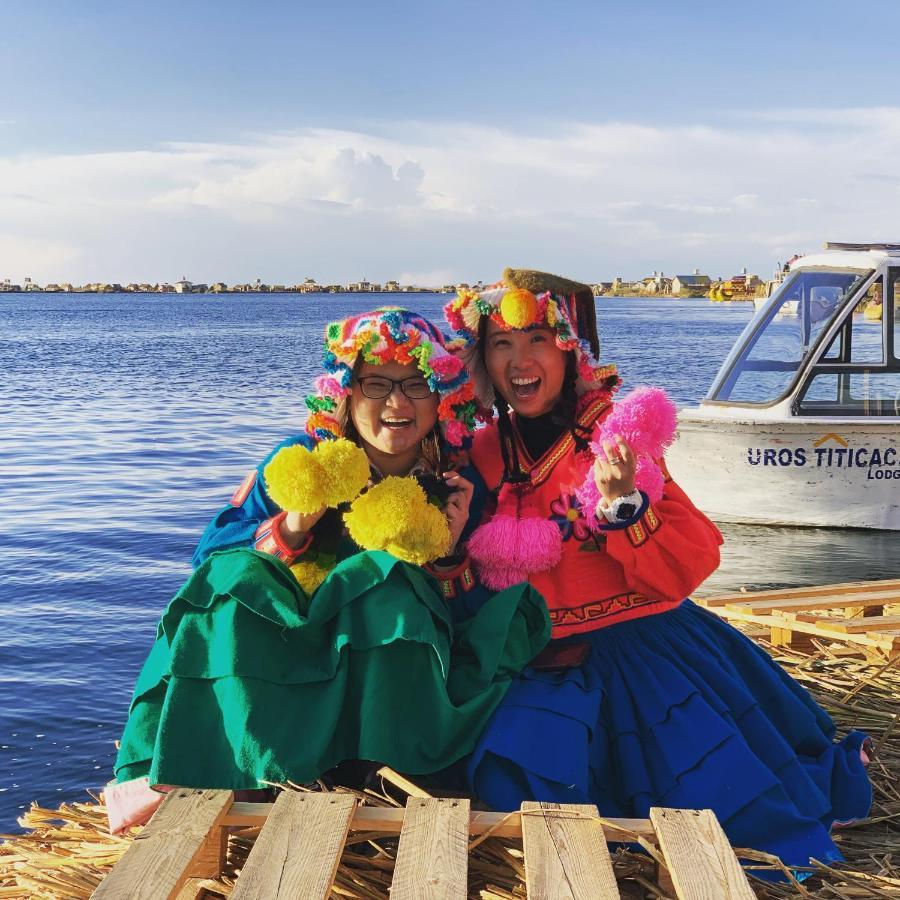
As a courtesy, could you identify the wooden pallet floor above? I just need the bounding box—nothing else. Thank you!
[90,789,756,899]
[697,577,900,655]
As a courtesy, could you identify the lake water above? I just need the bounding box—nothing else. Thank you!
[0,292,895,828]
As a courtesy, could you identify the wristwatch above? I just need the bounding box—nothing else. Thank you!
[601,490,643,523]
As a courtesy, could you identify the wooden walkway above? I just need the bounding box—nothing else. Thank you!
[91,789,756,899]
[697,577,900,654]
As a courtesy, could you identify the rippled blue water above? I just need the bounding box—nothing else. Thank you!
[1,292,895,828]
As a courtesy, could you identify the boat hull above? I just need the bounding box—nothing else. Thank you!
[667,413,900,529]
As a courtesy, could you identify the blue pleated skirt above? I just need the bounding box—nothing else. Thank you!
[464,600,872,870]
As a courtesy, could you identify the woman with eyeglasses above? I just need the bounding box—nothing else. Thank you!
[108,308,549,830]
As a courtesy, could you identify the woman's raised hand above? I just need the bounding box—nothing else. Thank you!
[442,471,475,551]
[281,508,327,548]
[593,434,637,503]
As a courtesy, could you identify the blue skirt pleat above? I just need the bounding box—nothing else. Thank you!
[465,600,872,869]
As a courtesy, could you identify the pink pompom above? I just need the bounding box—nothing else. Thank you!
[314,375,348,401]
[634,455,665,503]
[443,418,467,447]
[430,352,464,379]
[591,386,676,460]
[574,470,602,526]
[468,486,563,590]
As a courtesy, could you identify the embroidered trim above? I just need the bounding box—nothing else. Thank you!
[528,397,610,488]
[254,512,313,564]
[627,520,647,547]
[230,471,257,507]
[426,556,476,600]
[549,592,656,627]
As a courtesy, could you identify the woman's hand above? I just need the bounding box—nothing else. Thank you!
[280,508,326,549]
[442,471,475,551]
[593,434,637,504]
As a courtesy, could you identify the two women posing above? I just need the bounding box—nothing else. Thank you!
[113,273,871,872]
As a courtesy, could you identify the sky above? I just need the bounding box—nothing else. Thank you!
[1,0,899,286]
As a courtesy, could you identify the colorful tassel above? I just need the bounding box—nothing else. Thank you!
[468,482,562,589]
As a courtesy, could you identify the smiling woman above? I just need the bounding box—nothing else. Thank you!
[106,306,550,832]
[442,268,874,877]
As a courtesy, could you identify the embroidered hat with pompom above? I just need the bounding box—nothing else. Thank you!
[444,268,619,408]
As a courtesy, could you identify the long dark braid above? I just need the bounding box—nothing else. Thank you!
[478,316,527,488]
[551,354,592,453]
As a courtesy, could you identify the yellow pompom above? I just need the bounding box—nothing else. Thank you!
[313,438,371,506]
[263,444,326,514]
[499,288,539,329]
[343,477,452,565]
[289,559,331,595]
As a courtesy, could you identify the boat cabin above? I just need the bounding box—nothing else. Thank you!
[706,243,900,419]
[669,244,900,529]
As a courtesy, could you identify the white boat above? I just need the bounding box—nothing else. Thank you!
[667,242,900,529]
[753,297,799,316]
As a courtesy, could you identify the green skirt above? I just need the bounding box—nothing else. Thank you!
[115,549,551,789]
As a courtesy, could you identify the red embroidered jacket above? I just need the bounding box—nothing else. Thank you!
[469,395,723,639]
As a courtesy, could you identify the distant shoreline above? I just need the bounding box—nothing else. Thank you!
[0,289,759,302]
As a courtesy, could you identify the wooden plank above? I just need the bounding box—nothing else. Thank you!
[92,789,232,900]
[223,803,656,841]
[650,808,754,900]
[822,615,900,633]
[391,798,469,899]
[521,801,619,899]
[173,879,219,900]
[700,578,900,607]
[725,590,899,615]
[711,607,900,651]
[230,791,356,900]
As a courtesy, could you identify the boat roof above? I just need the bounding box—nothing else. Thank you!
[790,242,900,272]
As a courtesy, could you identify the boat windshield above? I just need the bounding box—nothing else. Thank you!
[709,269,868,404]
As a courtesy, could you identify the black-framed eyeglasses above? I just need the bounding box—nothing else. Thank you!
[355,375,433,400]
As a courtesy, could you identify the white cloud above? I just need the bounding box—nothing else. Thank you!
[1,108,900,283]
[0,233,82,277]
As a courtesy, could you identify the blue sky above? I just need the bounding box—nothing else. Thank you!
[2,0,899,284]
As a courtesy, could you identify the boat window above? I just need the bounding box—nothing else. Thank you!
[892,271,900,363]
[710,270,864,403]
[822,279,884,363]
[798,370,900,416]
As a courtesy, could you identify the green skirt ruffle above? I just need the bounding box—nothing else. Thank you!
[115,549,551,789]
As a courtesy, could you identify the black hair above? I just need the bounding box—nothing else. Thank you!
[478,315,589,488]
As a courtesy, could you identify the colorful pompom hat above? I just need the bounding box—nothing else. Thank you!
[444,267,619,407]
[305,307,478,447]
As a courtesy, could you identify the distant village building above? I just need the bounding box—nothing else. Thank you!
[384,280,400,292]
[639,272,672,295]
[191,283,209,293]
[298,278,322,293]
[348,280,374,292]
[211,282,228,293]
[592,282,613,296]
[671,271,712,296]
[611,276,640,294]
[175,278,193,294]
